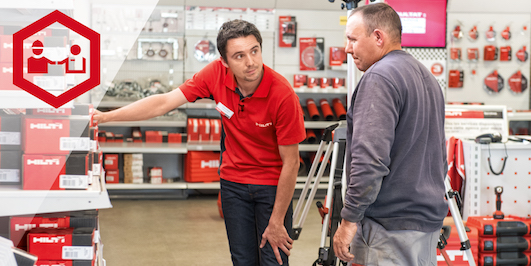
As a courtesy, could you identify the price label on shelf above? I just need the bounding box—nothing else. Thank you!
[60,137,90,151]
[62,246,94,260]
[59,175,89,189]
[0,132,21,145]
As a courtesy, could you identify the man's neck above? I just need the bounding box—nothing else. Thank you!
[235,71,263,97]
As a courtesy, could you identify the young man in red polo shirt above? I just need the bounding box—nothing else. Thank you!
[94,20,306,265]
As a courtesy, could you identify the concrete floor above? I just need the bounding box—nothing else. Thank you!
[99,196,327,266]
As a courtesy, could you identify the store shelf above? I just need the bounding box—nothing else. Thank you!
[100,119,341,129]
[187,141,221,151]
[294,87,347,94]
[96,100,216,109]
[304,121,343,128]
[0,175,112,217]
[100,142,188,153]
[100,142,321,153]
[182,101,217,109]
[507,112,531,121]
[100,119,186,127]
[105,182,188,190]
[105,177,329,190]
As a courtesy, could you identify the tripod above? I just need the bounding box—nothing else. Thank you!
[293,122,348,266]
[294,122,476,266]
[439,177,477,266]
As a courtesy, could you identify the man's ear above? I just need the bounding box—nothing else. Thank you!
[220,57,229,68]
[373,29,385,47]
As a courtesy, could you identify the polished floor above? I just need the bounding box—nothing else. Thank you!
[99,195,327,266]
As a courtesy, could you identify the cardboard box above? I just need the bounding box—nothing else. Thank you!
[0,150,21,185]
[10,213,97,250]
[168,133,182,143]
[199,118,210,142]
[124,171,143,184]
[0,114,21,151]
[35,259,95,266]
[22,117,90,155]
[149,167,162,184]
[187,118,199,142]
[185,151,220,183]
[210,119,221,142]
[23,153,89,190]
[105,169,119,184]
[0,63,40,91]
[28,228,95,261]
[145,131,162,143]
[103,154,118,170]
[293,74,307,88]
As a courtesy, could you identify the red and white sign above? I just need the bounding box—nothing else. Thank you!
[13,10,100,108]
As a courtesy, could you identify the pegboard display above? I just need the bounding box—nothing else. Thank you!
[404,48,447,90]
[462,140,531,220]
[446,13,531,110]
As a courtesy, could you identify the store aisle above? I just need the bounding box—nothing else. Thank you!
[99,196,325,266]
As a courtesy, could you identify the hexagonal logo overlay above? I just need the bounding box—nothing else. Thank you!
[13,10,100,108]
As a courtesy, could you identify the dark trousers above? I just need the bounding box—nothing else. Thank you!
[220,178,293,266]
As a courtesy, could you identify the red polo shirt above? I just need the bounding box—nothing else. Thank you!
[180,59,305,186]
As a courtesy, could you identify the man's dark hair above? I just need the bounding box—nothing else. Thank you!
[217,19,263,61]
[351,3,402,44]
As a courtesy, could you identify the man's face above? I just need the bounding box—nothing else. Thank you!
[221,35,263,84]
[345,13,379,72]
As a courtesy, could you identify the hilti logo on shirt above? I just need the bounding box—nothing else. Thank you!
[27,159,61,166]
[36,108,66,114]
[255,122,273,128]
[30,123,63,129]
[201,160,219,168]
[32,236,66,244]
[15,223,59,231]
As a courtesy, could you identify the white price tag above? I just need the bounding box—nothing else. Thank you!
[0,132,21,145]
[90,140,98,152]
[0,169,19,182]
[93,163,101,176]
[59,175,89,189]
[62,246,94,260]
[60,137,90,151]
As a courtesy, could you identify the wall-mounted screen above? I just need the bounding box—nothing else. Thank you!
[365,0,447,47]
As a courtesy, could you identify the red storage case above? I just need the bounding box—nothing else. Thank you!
[437,225,479,265]
[103,154,118,170]
[28,228,95,261]
[479,252,531,266]
[105,169,119,183]
[480,236,531,253]
[467,216,529,237]
[36,260,95,266]
[185,151,220,183]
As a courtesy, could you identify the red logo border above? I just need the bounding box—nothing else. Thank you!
[13,10,100,108]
